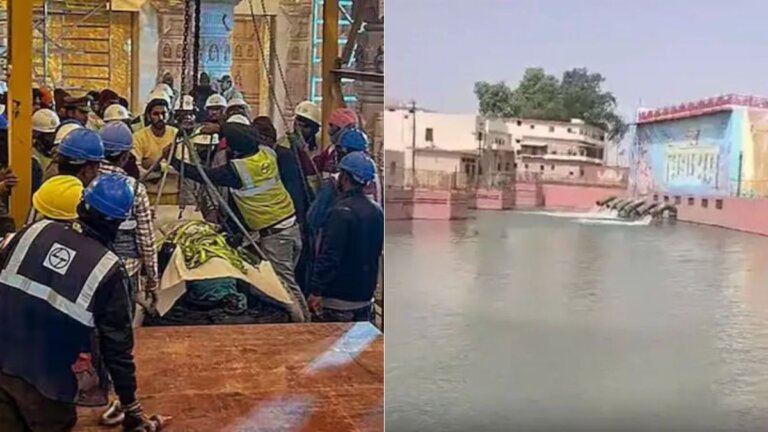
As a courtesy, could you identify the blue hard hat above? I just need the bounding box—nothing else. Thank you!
[83,173,135,219]
[337,127,369,151]
[58,128,104,162]
[338,152,376,184]
[99,121,133,153]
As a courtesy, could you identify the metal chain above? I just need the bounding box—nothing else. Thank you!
[192,0,202,93]
[180,0,191,96]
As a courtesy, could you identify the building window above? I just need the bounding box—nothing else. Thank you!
[674,196,681,205]
[567,128,573,133]
[569,171,574,176]
[513,162,518,169]
[702,198,709,208]
[497,163,502,171]
[663,195,669,203]
[540,165,544,171]
[530,124,535,129]
[524,164,529,169]
[653,194,659,201]
[715,199,723,209]
[389,162,397,175]
[550,165,555,170]
[579,168,584,177]
[688,197,694,205]
[505,162,511,171]
[425,128,434,142]
[516,120,522,126]
[515,138,521,144]
[549,126,555,132]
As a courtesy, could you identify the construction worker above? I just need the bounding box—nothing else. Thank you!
[314,107,361,177]
[103,104,132,128]
[163,114,310,322]
[59,93,93,127]
[42,121,86,182]
[100,122,159,309]
[174,95,199,207]
[190,72,217,121]
[278,100,323,193]
[204,93,227,123]
[133,91,178,201]
[225,97,250,119]
[308,152,383,322]
[0,173,168,431]
[254,116,313,293]
[334,127,380,202]
[31,108,61,193]
[219,74,243,101]
[55,128,105,187]
[27,175,84,224]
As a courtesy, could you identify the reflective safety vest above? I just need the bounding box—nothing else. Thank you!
[0,220,119,405]
[230,146,296,232]
[32,147,53,172]
[112,176,140,259]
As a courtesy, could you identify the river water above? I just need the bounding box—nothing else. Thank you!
[385,211,768,432]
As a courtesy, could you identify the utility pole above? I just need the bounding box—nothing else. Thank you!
[409,99,416,188]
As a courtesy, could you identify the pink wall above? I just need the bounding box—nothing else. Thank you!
[515,182,544,208]
[384,188,413,220]
[666,195,768,236]
[385,188,469,220]
[542,183,625,211]
[474,188,515,210]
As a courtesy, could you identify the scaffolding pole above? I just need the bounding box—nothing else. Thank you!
[320,0,340,150]
[8,0,33,227]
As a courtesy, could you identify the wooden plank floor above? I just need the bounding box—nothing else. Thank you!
[75,323,383,432]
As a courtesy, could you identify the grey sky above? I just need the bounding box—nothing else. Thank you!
[385,0,768,120]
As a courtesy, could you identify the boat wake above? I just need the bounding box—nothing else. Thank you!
[517,209,619,219]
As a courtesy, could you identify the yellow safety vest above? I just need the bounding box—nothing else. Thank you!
[230,146,295,231]
[32,148,52,171]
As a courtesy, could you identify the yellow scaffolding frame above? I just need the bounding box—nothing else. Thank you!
[8,0,33,227]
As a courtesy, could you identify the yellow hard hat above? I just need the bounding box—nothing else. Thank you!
[294,100,321,125]
[32,175,84,220]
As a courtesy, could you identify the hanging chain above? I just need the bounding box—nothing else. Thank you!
[192,0,202,92]
[180,0,191,96]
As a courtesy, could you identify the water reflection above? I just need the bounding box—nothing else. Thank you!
[386,211,768,431]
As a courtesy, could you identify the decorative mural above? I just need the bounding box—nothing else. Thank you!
[630,112,741,197]
[230,15,270,114]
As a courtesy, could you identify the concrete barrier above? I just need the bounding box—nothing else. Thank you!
[542,183,624,211]
[385,188,469,220]
[663,194,768,236]
[474,188,515,210]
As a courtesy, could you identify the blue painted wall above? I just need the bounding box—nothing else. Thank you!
[629,110,744,197]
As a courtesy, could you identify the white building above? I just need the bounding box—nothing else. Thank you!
[384,105,608,182]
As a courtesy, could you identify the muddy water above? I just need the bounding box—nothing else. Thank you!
[385,211,768,431]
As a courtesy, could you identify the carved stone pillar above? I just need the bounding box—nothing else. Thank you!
[352,0,384,169]
[154,0,238,92]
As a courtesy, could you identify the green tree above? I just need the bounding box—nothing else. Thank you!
[473,67,628,142]
[473,81,517,118]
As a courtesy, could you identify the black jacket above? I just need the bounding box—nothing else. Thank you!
[310,189,383,302]
[0,221,137,406]
[275,145,310,226]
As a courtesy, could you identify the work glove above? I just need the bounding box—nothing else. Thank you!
[122,401,170,431]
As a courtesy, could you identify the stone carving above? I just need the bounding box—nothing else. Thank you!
[163,44,172,59]
[235,44,242,58]
[235,70,243,88]
[247,45,254,58]
[375,45,383,73]
[175,43,183,59]
[224,44,231,62]
[208,44,219,62]
[290,46,300,62]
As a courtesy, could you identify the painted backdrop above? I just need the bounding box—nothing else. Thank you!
[629,111,742,197]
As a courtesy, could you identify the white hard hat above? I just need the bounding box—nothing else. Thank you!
[226,114,251,125]
[294,100,320,125]
[227,97,249,109]
[147,89,170,105]
[174,94,196,112]
[54,122,84,145]
[154,83,173,99]
[192,127,220,146]
[32,109,60,133]
[103,104,131,122]
[205,94,227,109]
